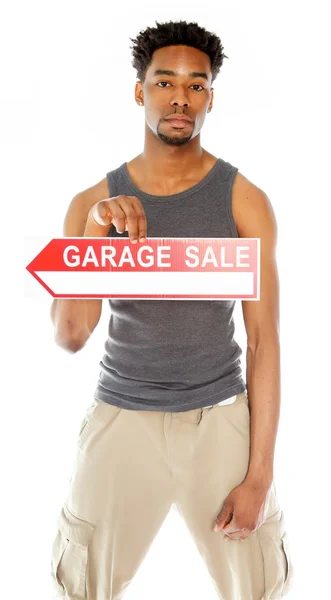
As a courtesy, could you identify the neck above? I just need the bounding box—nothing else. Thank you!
[138,125,207,181]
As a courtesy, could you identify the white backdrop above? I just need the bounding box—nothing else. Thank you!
[3,0,331,598]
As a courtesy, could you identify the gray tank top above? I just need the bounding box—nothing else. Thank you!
[94,157,247,412]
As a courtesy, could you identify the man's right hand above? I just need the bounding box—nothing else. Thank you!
[90,195,147,243]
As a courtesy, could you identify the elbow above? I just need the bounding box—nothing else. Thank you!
[247,332,280,354]
[54,331,88,353]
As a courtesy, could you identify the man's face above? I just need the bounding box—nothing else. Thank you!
[136,45,214,146]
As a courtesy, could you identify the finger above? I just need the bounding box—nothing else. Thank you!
[92,200,118,227]
[222,518,241,535]
[221,515,245,538]
[130,196,147,241]
[214,510,233,532]
[224,529,250,542]
[117,196,146,243]
[101,199,127,230]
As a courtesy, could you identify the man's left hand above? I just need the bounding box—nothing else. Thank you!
[213,479,271,541]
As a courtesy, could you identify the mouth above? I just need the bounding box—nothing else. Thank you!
[165,118,192,129]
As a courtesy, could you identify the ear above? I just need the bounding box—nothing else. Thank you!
[135,81,144,106]
[208,87,214,113]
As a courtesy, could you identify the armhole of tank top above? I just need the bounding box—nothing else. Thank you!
[225,166,239,238]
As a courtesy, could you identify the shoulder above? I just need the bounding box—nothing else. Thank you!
[231,170,277,241]
[62,177,110,236]
[75,176,110,204]
[69,176,110,216]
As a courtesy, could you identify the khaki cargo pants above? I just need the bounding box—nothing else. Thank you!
[50,391,294,599]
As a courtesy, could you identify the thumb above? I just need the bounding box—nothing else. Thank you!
[214,504,233,532]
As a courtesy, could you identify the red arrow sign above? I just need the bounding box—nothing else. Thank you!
[25,237,260,299]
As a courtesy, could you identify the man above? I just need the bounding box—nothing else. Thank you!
[50,19,294,600]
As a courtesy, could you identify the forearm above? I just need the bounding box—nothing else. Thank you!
[50,298,101,352]
[50,207,110,352]
[245,336,281,487]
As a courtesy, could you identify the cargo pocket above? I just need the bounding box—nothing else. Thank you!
[257,509,294,599]
[51,504,95,599]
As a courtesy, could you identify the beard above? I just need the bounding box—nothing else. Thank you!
[156,122,193,146]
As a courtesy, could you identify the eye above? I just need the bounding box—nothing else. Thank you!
[156,82,204,91]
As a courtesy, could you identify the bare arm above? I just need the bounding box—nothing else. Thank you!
[50,184,110,353]
[51,184,148,353]
[232,173,280,488]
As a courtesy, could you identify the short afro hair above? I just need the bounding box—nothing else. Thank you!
[130,20,228,84]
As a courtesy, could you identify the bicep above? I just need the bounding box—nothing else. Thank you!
[233,176,280,348]
[63,178,110,236]
[63,193,93,236]
[241,255,280,350]
[59,186,108,332]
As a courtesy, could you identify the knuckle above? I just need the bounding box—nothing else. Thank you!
[132,197,146,209]
[105,199,119,212]
[114,195,127,205]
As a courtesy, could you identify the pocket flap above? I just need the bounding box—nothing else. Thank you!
[57,505,95,547]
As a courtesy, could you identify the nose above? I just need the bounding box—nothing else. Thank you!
[170,89,190,109]
[171,100,190,108]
